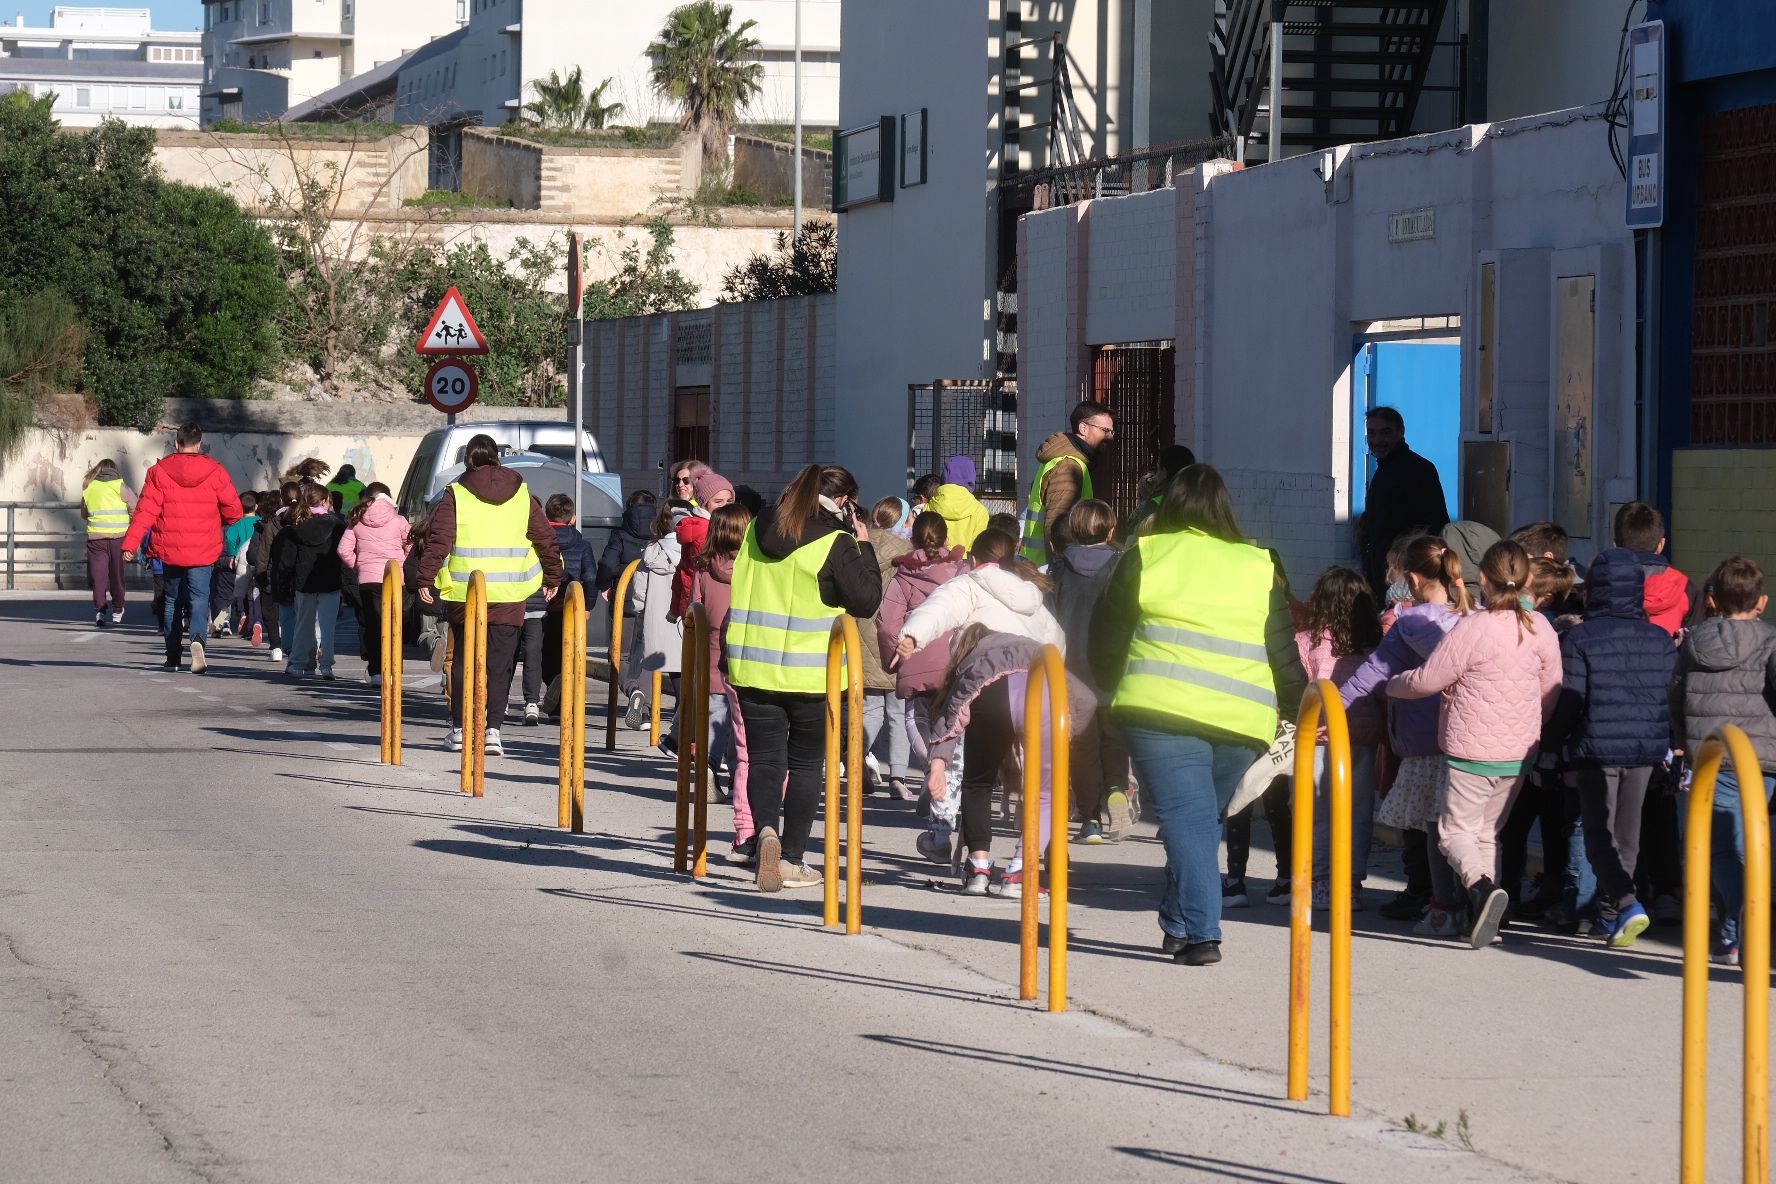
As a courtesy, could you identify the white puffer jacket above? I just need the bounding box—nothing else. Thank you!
[901,565,1066,657]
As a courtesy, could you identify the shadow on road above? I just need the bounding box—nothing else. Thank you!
[1113,1147,1355,1183]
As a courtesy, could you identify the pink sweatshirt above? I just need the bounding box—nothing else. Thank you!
[1387,608,1562,762]
[337,496,410,586]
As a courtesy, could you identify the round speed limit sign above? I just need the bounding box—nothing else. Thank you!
[423,358,479,414]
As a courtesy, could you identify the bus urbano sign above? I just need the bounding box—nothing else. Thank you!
[833,117,896,212]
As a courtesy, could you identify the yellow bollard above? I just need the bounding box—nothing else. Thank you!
[379,559,404,765]
[674,605,711,878]
[1680,725,1770,1184]
[459,570,488,797]
[604,558,640,753]
[823,617,864,933]
[558,583,587,831]
[650,670,664,749]
[1016,645,1070,1010]
[1286,679,1353,1115]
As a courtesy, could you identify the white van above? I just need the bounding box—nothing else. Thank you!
[397,421,605,519]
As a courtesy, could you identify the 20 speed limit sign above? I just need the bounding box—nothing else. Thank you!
[423,358,479,414]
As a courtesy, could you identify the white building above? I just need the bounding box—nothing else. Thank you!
[0,7,201,128]
[199,0,463,125]
[286,0,838,133]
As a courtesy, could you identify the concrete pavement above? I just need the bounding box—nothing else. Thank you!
[0,593,1759,1182]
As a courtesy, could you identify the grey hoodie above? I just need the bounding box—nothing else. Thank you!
[928,633,1098,766]
[1671,616,1776,773]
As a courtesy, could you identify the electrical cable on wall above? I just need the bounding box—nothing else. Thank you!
[1604,0,1648,181]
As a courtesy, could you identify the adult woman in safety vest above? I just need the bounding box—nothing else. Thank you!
[1089,464,1308,966]
[726,463,883,891]
[414,434,564,755]
[81,458,136,628]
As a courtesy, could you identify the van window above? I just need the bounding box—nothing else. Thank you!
[399,432,444,517]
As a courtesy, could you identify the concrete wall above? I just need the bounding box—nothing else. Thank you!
[584,295,835,499]
[733,135,831,207]
[1018,107,1636,588]
[154,126,430,215]
[460,129,701,216]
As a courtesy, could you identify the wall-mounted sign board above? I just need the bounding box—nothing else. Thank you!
[901,108,926,188]
[834,117,896,211]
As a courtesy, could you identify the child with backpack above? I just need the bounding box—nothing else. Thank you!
[1046,499,1130,842]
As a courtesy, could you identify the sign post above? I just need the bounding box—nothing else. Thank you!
[1626,21,1665,230]
[416,287,489,424]
[566,232,586,525]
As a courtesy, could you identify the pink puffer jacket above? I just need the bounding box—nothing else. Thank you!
[877,546,969,697]
[1388,607,1562,762]
[337,496,410,586]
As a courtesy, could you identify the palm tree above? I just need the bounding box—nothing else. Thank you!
[523,67,624,131]
[646,1,764,162]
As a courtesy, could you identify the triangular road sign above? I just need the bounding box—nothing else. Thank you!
[415,287,489,355]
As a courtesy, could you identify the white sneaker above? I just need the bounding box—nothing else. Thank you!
[484,729,503,756]
[188,640,207,675]
[111,610,124,625]
[1413,905,1463,937]
[524,702,540,726]
[212,610,229,632]
[446,727,463,752]
[270,647,284,663]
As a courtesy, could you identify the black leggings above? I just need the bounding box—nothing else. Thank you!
[1224,776,1292,883]
[960,684,1017,855]
[736,687,826,863]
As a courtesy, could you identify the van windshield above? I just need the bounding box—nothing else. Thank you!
[399,432,443,517]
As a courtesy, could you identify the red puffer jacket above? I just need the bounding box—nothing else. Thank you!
[122,452,242,567]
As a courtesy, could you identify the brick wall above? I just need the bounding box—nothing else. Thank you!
[1672,449,1776,599]
[1220,468,1344,593]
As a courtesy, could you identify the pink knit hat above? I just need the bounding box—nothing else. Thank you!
[691,469,734,506]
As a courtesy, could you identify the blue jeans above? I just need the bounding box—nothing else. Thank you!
[290,590,340,675]
[1125,721,1259,944]
[1312,744,1377,883]
[160,563,212,664]
[1710,767,1776,944]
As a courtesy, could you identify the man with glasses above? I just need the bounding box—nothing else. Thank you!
[1019,400,1114,563]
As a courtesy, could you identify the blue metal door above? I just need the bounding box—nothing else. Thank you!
[1350,341,1461,517]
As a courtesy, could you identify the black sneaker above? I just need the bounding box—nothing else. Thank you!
[1174,940,1222,966]
[1378,888,1430,920]
[659,735,678,758]
[1265,879,1293,906]
[1161,933,1188,956]
[1466,877,1509,949]
[95,611,107,628]
[1221,875,1250,909]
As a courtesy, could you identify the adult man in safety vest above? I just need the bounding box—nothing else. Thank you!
[1020,400,1114,564]
[80,458,136,628]
[414,434,563,756]
[325,464,366,514]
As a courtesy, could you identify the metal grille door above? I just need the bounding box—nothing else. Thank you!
[906,381,1020,511]
[1691,102,1776,445]
[1087,342,1176,522]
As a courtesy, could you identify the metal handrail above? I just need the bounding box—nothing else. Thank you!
[1,501,118,591]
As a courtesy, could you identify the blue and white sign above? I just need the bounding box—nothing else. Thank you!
[1626,21,1665,230]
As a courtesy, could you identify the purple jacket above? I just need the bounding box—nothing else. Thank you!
[1338,601,1462,757]
[877,546,969,698]
[929,633,1097,765]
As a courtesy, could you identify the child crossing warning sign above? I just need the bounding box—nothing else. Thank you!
[415,287,489,355]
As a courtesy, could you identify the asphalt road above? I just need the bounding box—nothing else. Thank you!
[0,593,1760,1182]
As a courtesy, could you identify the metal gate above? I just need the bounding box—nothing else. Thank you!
[1087,342,1176,522]
[907,380,1020,511]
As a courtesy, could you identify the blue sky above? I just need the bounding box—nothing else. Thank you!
[21,1,202,32]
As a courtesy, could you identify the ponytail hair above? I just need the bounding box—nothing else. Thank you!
[1479,540,1538,640]
[910,510,948,560]
[84,458,121,485]
[774,464,860,544]
[969,527,1053,594]
[1400,534,1472,614]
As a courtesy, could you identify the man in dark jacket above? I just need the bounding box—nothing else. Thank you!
[1357,407,1448,598]
[121,422,242,673]
[1543,548,1678,948]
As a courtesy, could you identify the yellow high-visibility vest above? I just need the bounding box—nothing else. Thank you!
[83,479,129,538]
[436,482,542,603]
[1019,454,1092,563]
[326,478,365,512]
[1111,528,1280,744]
[725,523,846,694]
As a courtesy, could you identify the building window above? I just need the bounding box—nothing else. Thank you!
[130,86,147,109]
[499,50,506,76]
[259,1,269,23]
[75,87,91,107]
[221,3,231,20]
[168,93,185,110]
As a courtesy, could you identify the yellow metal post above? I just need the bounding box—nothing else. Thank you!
[1287,679,1351,1112]
[1681,726,1770,1184]
[559,583,586,830]
[388,560,403,765]
[823,617,863,932]
[674,605,711,878]
[1016,646,1069,1008]
[460,571,487,797]
[650,670,664,748]
[605,558,640,753]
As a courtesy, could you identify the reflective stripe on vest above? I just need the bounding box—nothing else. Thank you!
[83,479,129,537]
[1019,454,1092,564]
[725,525,846,693]
[1110,529,1279,744]
[437,481,542,603]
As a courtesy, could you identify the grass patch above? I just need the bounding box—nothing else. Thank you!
[496,124,682,149]
[209,118,407,141]
[402,189,512,210]
[742,123,832,152]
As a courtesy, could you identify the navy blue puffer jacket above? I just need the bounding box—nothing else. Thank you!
[1544,547,1678,766]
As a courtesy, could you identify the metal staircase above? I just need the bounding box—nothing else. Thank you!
[1211,0,1449,165]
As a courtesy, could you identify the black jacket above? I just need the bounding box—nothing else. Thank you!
[1088,536,1307,746]
[270,513,347,599]
[1543,548,1678,766]
[751,505,882,620]
[1048,543,1119,690]
[598,503,654,616]
[1359,445,1449,594]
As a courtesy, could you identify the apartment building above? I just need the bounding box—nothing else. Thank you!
[0,7,200,128]
[199,0,462,125]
